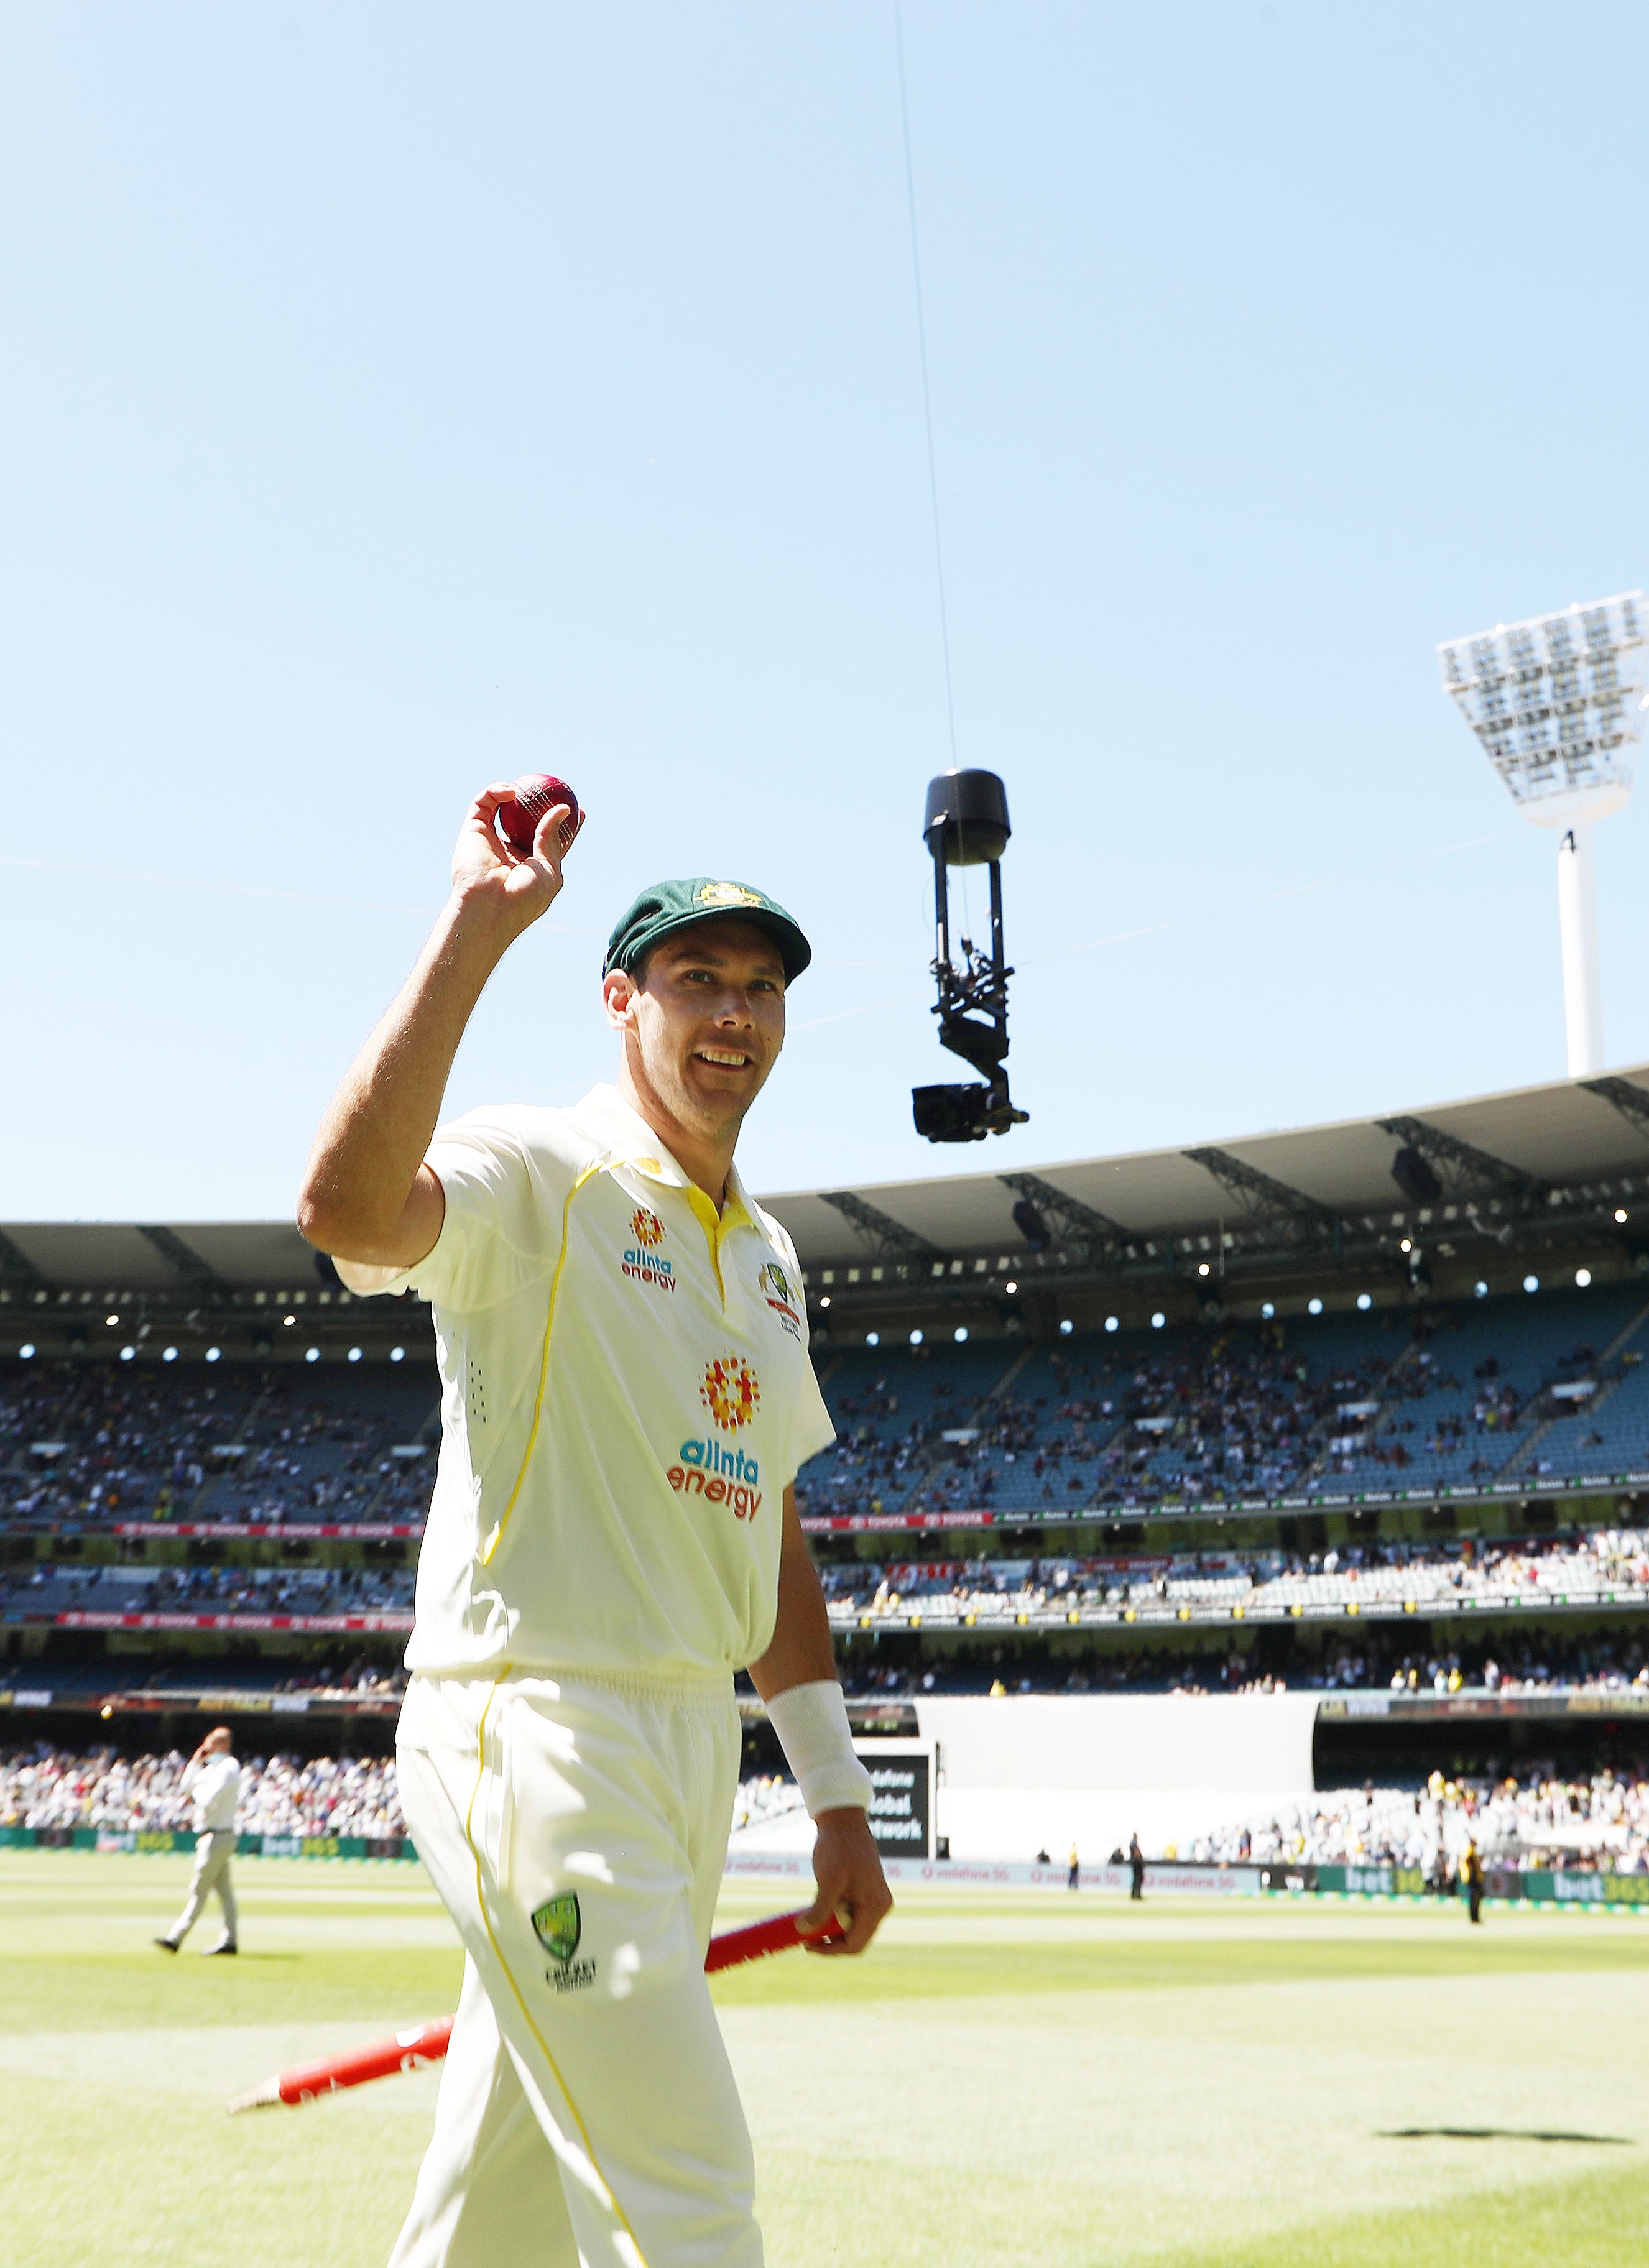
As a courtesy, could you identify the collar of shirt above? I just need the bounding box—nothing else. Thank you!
[575,1083,760,1291]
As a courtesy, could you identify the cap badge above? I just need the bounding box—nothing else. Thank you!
[695,882,765,910]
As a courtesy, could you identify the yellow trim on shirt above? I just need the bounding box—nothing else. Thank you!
[680,1181,752,1307]
[481,1159,604,1565]
[463,1678,654,2268]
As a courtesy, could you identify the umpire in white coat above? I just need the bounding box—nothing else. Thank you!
[155,1725,243,1955]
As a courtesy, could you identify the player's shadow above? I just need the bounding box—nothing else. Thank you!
[1380,2127,1632,2146]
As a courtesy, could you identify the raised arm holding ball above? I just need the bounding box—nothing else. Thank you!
[297,780,888,2268]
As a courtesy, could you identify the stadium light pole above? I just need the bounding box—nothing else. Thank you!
[1439,592,1645,1078]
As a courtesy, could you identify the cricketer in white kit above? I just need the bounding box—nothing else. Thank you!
[299,783,890,2268]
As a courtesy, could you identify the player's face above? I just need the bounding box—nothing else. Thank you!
[614,920,787,1143]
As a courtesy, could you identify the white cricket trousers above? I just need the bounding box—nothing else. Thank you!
[388,1670,758,2268]
[167,1828,238,1946]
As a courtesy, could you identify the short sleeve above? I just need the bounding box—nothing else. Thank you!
[788,1351,836,1482]
[770,1216,835,1481]
[340,1107,578,1315]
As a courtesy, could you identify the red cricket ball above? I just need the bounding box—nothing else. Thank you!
[497,773,582,858]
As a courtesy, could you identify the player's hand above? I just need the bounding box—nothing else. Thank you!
[801,1807,892,1956]
[450,784,580,933]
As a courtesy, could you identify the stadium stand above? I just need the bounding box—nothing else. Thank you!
[6,1064,1649,1793]
[833,1622,1649,1698]
[7,1305,1649,1725]
[1193,1769,1649,1873]
[0,1360,437,1527]
[0,1561,414,1616]
[797,1289,1649,1525]
[0,1744,408,1837]
[0,1746,797,1850]
[820,1523,1649,1630]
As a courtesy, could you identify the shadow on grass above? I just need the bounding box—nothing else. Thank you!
[1380,2127,1633,2146]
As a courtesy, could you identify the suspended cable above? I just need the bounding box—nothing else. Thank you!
[893,0,958,772]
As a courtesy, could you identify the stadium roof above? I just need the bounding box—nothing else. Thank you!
[4,1063,1648,1322]
[762,1061,1649,1269]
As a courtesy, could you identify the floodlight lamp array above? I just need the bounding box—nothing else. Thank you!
[1437,591,1646,813]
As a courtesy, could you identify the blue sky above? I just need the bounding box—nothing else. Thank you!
[4,4,1649,1221]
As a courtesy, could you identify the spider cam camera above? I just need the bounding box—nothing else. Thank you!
[912,768,1030,1143]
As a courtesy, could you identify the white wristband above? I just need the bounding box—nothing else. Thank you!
[765,1680,873,1818]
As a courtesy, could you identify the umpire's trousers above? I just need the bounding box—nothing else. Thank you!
[167,1828,239,1946]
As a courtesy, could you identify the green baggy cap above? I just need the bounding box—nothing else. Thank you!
[603,878,812,984]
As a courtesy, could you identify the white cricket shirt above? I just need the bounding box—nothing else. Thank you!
[344,1084,834,1686]
[183,1751,244,1832]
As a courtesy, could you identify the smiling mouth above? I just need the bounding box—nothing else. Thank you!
[695,1046,754,1069]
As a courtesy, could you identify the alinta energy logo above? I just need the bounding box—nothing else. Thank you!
[622,1205,674,1295]
[701,1353,759,1431]
[667,1355,764,1520]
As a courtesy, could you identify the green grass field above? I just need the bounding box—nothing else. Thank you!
[6,1853,1649,2267]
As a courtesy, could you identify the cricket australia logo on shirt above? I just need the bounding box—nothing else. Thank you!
[533,1892,596,1994]
[758,1259,802,1341]
[621,1205,675,1295]
[667,1355,764,1521]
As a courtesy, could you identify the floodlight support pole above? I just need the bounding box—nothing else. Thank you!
[1554,819,1605,1078]
[1436,592,1643,1086]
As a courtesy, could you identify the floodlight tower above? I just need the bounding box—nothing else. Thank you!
[1438,592,1645,1077]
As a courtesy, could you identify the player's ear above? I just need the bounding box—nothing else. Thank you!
[602,968,639,1033]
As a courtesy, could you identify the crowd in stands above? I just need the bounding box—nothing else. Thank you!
[8,1526,1642,1631]
[25,1625,1626,1703]
[837,1618,1649,1699]
[2,1746,808,1851]
[6,1527,1643,1641]
[0,1744,407,1839]
[729,1773,806,1837]
[8,1283,1649,1541]
[0,1360,436,1526]
[269,1662,408,1700]
[821,1524,1649,1626]
[801,1286,1649,1518]
[1189,1768,1649,1874]
[0,1365,247,1522]
[11,1735,1649,1884]
[0,1561,415,1616]
[805,1325,1382,1519]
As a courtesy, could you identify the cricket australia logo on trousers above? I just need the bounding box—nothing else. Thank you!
[533,1892,596,1994]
